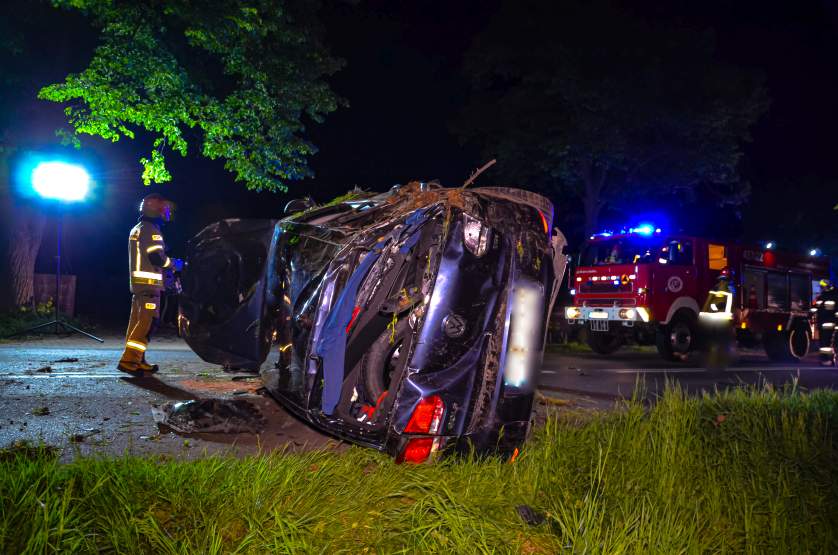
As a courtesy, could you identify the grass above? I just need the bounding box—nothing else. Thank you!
[2,385,837,553]
[0,308,95,340]
[545,340,657,354]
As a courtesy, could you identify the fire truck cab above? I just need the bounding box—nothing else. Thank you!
[565,227,829,362]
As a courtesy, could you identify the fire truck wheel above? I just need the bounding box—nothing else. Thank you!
[656,312,697,362]
[764,325,810,362]
[586,331,623,355]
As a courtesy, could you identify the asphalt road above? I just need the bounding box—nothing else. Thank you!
[1,334,836,459]
[0,334,340,461]
[539,347,838,401]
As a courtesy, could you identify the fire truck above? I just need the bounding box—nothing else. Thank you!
[564,226,830,361]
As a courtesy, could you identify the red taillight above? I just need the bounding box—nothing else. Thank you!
[404,395,444,434]
[397,395,445,464]
[397,437,435,464]
[538,210,549,234]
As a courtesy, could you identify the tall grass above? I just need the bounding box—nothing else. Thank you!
[2,385,836,553]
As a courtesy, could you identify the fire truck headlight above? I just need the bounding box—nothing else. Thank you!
[565,306,581,319]
[618,308,636,320]
[636,307,650,322]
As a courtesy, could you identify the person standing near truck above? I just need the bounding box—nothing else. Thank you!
[816,279,837,366]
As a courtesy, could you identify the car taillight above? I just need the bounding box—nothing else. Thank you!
[404,395,444,434]
[397,395,445,464]
[397,438,435,464]
[462,214,490,257]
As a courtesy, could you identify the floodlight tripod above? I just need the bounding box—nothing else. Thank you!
[6,214,103,342]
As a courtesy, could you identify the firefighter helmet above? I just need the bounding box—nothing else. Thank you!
[139,193,176,222]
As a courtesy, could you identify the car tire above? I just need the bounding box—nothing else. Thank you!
[363,318,412,402]
[764,324,810,362]
[656,312,697,362]
[586,331,622,355]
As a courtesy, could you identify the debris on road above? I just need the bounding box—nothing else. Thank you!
[151,399,266,434]
[32,406,50,416]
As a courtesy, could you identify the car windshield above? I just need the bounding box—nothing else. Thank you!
[580,238,660,266]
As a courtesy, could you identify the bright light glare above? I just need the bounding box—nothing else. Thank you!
[31,162,90,201]
[630,224,655,236]
[505,282,544,388]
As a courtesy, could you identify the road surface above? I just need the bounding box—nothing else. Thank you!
[1,335,835,459]
[539,347,838,401]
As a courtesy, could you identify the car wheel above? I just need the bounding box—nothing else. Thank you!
[764,324,810,362]
[363,318,412,401]
[586,331,622,355]
[656,312,696,362]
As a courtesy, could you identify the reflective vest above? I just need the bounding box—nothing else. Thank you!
[128,219,172,294]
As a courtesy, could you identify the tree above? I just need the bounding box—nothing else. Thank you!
[39,0,343,192]
[0,5,53,311]
[455,0,769,237]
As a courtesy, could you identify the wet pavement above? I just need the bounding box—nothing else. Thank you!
[4,333,836,460]
[539,348,838,401]
[0,333,341,461]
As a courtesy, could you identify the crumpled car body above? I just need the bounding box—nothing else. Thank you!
[179,183,567,462]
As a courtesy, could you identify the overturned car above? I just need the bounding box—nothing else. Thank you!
[178,182,566,462]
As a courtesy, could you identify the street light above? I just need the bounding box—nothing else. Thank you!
[6,160,103,342]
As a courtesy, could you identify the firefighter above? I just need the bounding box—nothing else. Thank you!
[815,279,837,367]
[117,193,183,376]
[699,268,735,371]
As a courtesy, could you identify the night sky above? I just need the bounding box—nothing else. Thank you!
[3,0,837,321]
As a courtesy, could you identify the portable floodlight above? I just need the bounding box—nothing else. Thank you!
[31,161,91,202]
[5,159,102,342]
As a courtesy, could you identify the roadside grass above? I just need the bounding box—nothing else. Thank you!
[0,307,96,341]
[2,385,837,553]
[545,340,657,354]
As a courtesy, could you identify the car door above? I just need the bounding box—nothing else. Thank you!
[178,219,280,371]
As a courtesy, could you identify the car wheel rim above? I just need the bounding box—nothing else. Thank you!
[670,323,692,354]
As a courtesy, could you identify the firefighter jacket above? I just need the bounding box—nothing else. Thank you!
[128,217,174,294]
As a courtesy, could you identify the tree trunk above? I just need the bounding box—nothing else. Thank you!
[7,209,47,307]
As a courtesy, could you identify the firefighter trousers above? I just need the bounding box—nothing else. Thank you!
[119,292,161,368]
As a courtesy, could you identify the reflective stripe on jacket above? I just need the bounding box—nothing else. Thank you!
[129,219,171,293]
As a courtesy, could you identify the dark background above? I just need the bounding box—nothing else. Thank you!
[4,0,837,324]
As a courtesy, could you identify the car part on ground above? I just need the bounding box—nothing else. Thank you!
[178,182,564,462]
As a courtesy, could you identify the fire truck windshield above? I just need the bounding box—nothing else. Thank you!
[581,238,659,266]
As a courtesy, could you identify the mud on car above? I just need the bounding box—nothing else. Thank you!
[178,182,566,462]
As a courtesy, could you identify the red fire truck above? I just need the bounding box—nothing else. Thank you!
[564,227,830,361]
